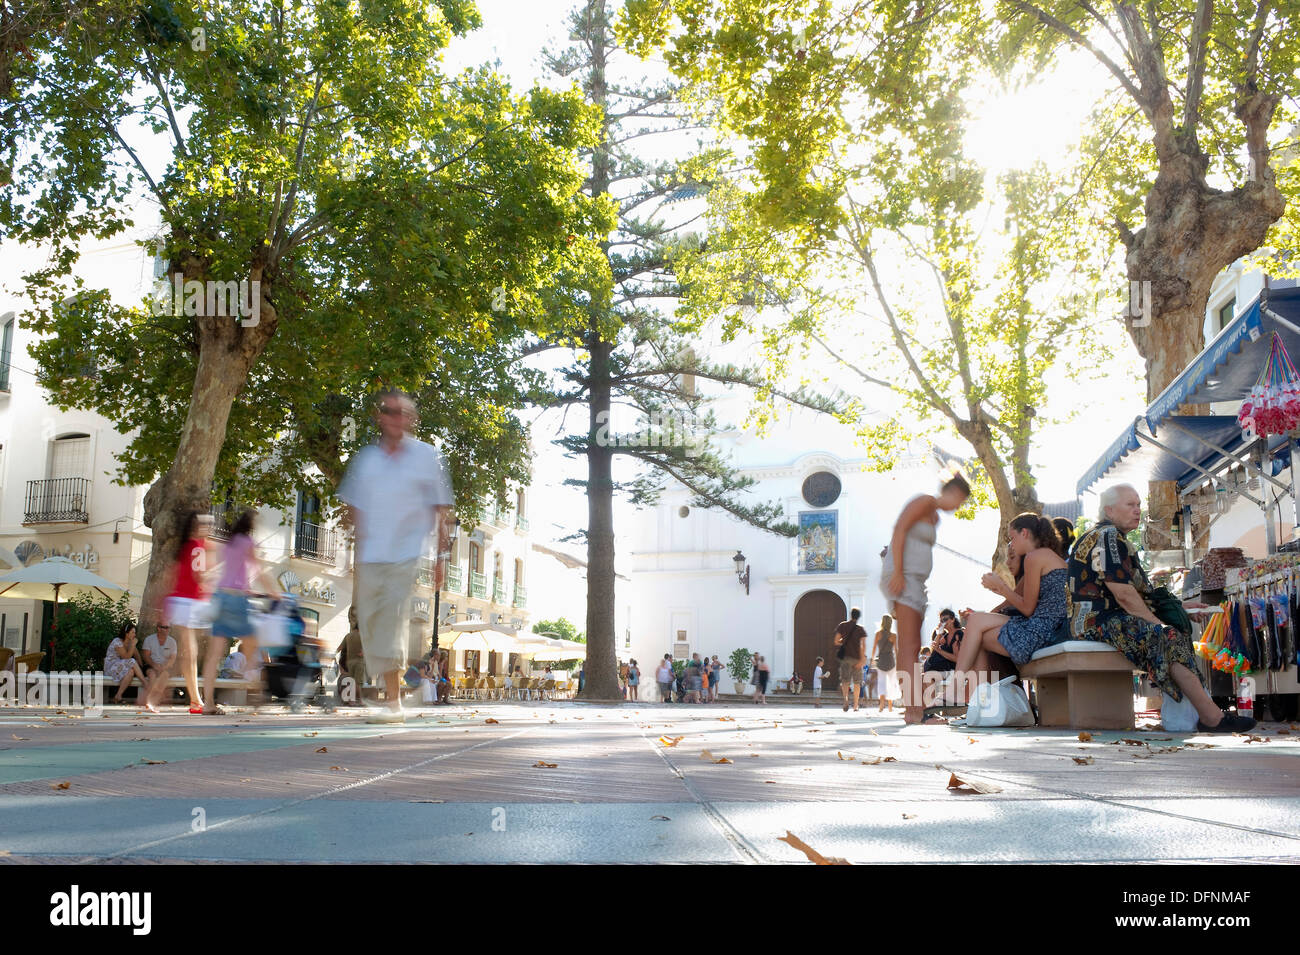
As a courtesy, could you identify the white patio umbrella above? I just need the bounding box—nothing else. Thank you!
[525,638,587,661]
[0,556,127,667]
[0,545,20,571]
[436,626,520,654]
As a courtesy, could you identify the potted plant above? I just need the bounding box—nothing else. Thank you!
[727,648,753,696]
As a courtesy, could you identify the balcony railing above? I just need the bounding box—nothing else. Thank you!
[293,521,337,563]
[208,506,233,541]
[24,478,90,524]
[513,584,527,608]
[446,563,463,593]
[469,570,487,600]
[516,514,529,532]
[493,578,507,605]
[417,557,436,588]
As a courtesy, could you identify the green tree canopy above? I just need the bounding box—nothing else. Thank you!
[5,0,605,631]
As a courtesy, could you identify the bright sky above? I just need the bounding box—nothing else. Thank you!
[439,0,1150,564]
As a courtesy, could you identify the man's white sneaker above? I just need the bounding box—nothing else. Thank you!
[366,709,406,725]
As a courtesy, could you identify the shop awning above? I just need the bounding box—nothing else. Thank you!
[1146,285,1300,423]
[1075,416,1284,496]
[1077,285,1300,497]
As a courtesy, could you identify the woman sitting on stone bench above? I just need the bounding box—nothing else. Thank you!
[1068,484,1254,734]
[955,514,1071,699]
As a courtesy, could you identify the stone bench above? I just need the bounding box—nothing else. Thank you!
[1018,641,1137,730]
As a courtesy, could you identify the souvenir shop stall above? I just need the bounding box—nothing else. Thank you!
[1078,285,1300,720]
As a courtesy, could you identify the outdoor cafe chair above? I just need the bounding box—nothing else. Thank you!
[0,647,13,673]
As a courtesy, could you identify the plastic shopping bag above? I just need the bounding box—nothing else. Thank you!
[966,675,1035,727]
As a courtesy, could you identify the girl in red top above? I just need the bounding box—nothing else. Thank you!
[145,510,213,713]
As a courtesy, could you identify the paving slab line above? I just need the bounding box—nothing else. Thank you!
[89,726,532,862]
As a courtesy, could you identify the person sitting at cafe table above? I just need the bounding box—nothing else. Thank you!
[1068,484,1255,734]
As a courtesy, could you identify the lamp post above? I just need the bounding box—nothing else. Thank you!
[432,519,460,654]
[733,550,750,595]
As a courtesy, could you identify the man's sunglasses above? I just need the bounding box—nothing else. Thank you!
[379,405,414,417]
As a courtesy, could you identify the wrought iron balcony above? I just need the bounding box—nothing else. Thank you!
[446,563,463,593]
[513,584,527,608]
[469,570,487,599]
[293,521,337,563]
[24,478,89,524]
[516,514,529,532]
[493,578,507,605]
[417,557,435,589]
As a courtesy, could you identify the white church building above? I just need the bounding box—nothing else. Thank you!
[624,404,1003,693]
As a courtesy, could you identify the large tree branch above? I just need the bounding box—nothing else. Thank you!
[1181,0,1213,137]
[1003,0,1143,104]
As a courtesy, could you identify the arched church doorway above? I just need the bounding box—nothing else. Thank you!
[794,590,847,693]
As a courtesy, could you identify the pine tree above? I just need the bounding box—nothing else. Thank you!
[530,0,837,701]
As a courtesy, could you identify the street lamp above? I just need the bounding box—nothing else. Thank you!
[733,550,750,595]
[431,519,461,654]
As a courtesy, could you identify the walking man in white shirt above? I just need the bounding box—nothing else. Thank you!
[339,389,454,724]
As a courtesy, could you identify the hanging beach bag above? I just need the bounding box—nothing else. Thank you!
[965,675,1035,728]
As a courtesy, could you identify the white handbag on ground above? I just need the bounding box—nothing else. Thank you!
[1160,691,1199,732]
[965,675,1035,727]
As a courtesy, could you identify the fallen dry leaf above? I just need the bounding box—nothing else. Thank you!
[533,760,557,769]
[764,780,776,784]
[699,749,714,761]
[749,753,759,758]
[967,737,978,744]
[778,831,850,865]
[1078,732,1093,742]
[315,746,328,753]
[1120,738,1146,746]
[658,735,684,747]
[717,716,735,722]
[861,756,898,765]
[946,772,1002,794]
[1072,756,1095,765]
[837,751,849,760]
[303,731,319,737]
[1184,742,1217,749]
[1245,735,1269,744]
[869,729,880,736]
[329,765,346,771]
[485,718,499,724]
[902,813,917,819]
[650,814,671,821]
[10,734,28,741]
[51,781,70,790]
[240,778,252,782]
[714,757,733,764]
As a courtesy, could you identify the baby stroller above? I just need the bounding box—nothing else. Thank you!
[257,594,325,712]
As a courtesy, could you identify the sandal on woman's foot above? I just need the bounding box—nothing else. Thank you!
[1196,710,1256,733]
[188,705,204,714]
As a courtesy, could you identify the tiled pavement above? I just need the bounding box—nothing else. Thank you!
[1,701,1297,864]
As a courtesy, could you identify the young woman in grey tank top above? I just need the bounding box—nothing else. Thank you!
[881,474,970,724]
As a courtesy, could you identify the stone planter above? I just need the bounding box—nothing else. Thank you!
[734,681,747,695]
